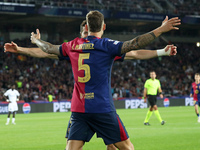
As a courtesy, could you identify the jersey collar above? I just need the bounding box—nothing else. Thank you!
[86,36,101,40]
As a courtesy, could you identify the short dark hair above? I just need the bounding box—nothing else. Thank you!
[86,10,104,32]
[195,73,200,76]
[150,71,156,73]
[80,20,86,33]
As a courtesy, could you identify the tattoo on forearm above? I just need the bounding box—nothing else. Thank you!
[36,39,51,53]
[121,32,156,54]
[35,39,60,55]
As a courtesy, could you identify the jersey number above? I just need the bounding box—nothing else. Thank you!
[78,53,91,83]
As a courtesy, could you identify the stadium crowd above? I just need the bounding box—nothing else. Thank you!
[0,38,199,102]
[0,0,200,15]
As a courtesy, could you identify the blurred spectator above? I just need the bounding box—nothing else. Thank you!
[47,92,53,102]
[1,0,200,15]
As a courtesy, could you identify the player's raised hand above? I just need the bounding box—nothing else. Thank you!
[30,29,40,44]
[4,41,19,53]
[159,16,181,33]
[35,29,41,40]
[164,45,177,56]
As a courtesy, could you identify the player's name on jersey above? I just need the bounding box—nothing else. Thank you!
[72,43,94,50]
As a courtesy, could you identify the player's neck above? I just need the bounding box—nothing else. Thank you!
[88,31,103,38]
[195,80,200,84]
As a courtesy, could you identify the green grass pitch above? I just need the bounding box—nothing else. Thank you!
[0,106,200,150]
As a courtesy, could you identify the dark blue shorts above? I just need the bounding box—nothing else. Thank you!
[65,115,72,138]
[194,101,200,107]
[67,111,129,145]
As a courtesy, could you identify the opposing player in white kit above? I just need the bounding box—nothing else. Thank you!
[4,84,20,125]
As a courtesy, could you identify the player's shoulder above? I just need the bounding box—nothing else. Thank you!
[62,37,82,45]
[4,89,11,93]
[73,37,81,41]
[192,82,196,86]
[6,89,11,92]
[156,79,160,82]
[146,78,151,81]
[145,78,151,83]
[103,38,121,44]
[102,37,111,41]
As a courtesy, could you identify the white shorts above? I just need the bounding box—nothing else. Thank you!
[8,103,18,112]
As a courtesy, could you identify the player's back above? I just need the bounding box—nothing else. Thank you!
[60,36,123,113]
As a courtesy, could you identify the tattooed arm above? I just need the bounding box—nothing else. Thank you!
[121,32,156,54]
[31,37,61,56]
[29,29,61,56]
[121,16,181,54]
[4,42,59,59]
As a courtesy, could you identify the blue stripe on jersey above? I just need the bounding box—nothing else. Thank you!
[108,59,116,112]
[82,37,122,113]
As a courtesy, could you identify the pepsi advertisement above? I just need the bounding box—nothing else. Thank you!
[22,103,31,114]
[0,97,194,114]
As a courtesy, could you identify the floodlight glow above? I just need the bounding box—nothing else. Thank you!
[196,42,200,47]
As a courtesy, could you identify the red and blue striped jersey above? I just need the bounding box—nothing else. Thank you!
[190,82,200,102]
[59,36,123,113]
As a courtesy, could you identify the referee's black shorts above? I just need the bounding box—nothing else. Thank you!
[147,95,157,107]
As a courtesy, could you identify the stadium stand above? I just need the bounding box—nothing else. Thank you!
[168,0,200,15]
[0,0,199,15]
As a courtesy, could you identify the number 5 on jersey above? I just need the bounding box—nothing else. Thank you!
[78,53,91,83]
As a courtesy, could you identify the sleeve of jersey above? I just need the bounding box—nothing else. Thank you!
[106,39,123,57]
[190,87,194,95]
[59,43,69,57]
[4,91,8,96]
[144,81,148,88]
[58,56,70,61]
[17,91,20,96]
[114,54,125,62]
[4,90,9,96]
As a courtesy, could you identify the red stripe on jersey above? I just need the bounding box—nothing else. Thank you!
[114,56,122,61]
[71,83,85,112]
[116,115,128,141]
[192,82,198,101]
[63,38,87,113]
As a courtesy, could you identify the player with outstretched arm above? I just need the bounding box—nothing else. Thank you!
[30,10,180,150]
[4,24,177,150]
[6,10,180,149]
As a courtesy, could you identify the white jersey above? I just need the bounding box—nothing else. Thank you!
[4,89,20,102]
[4,89,20,112]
